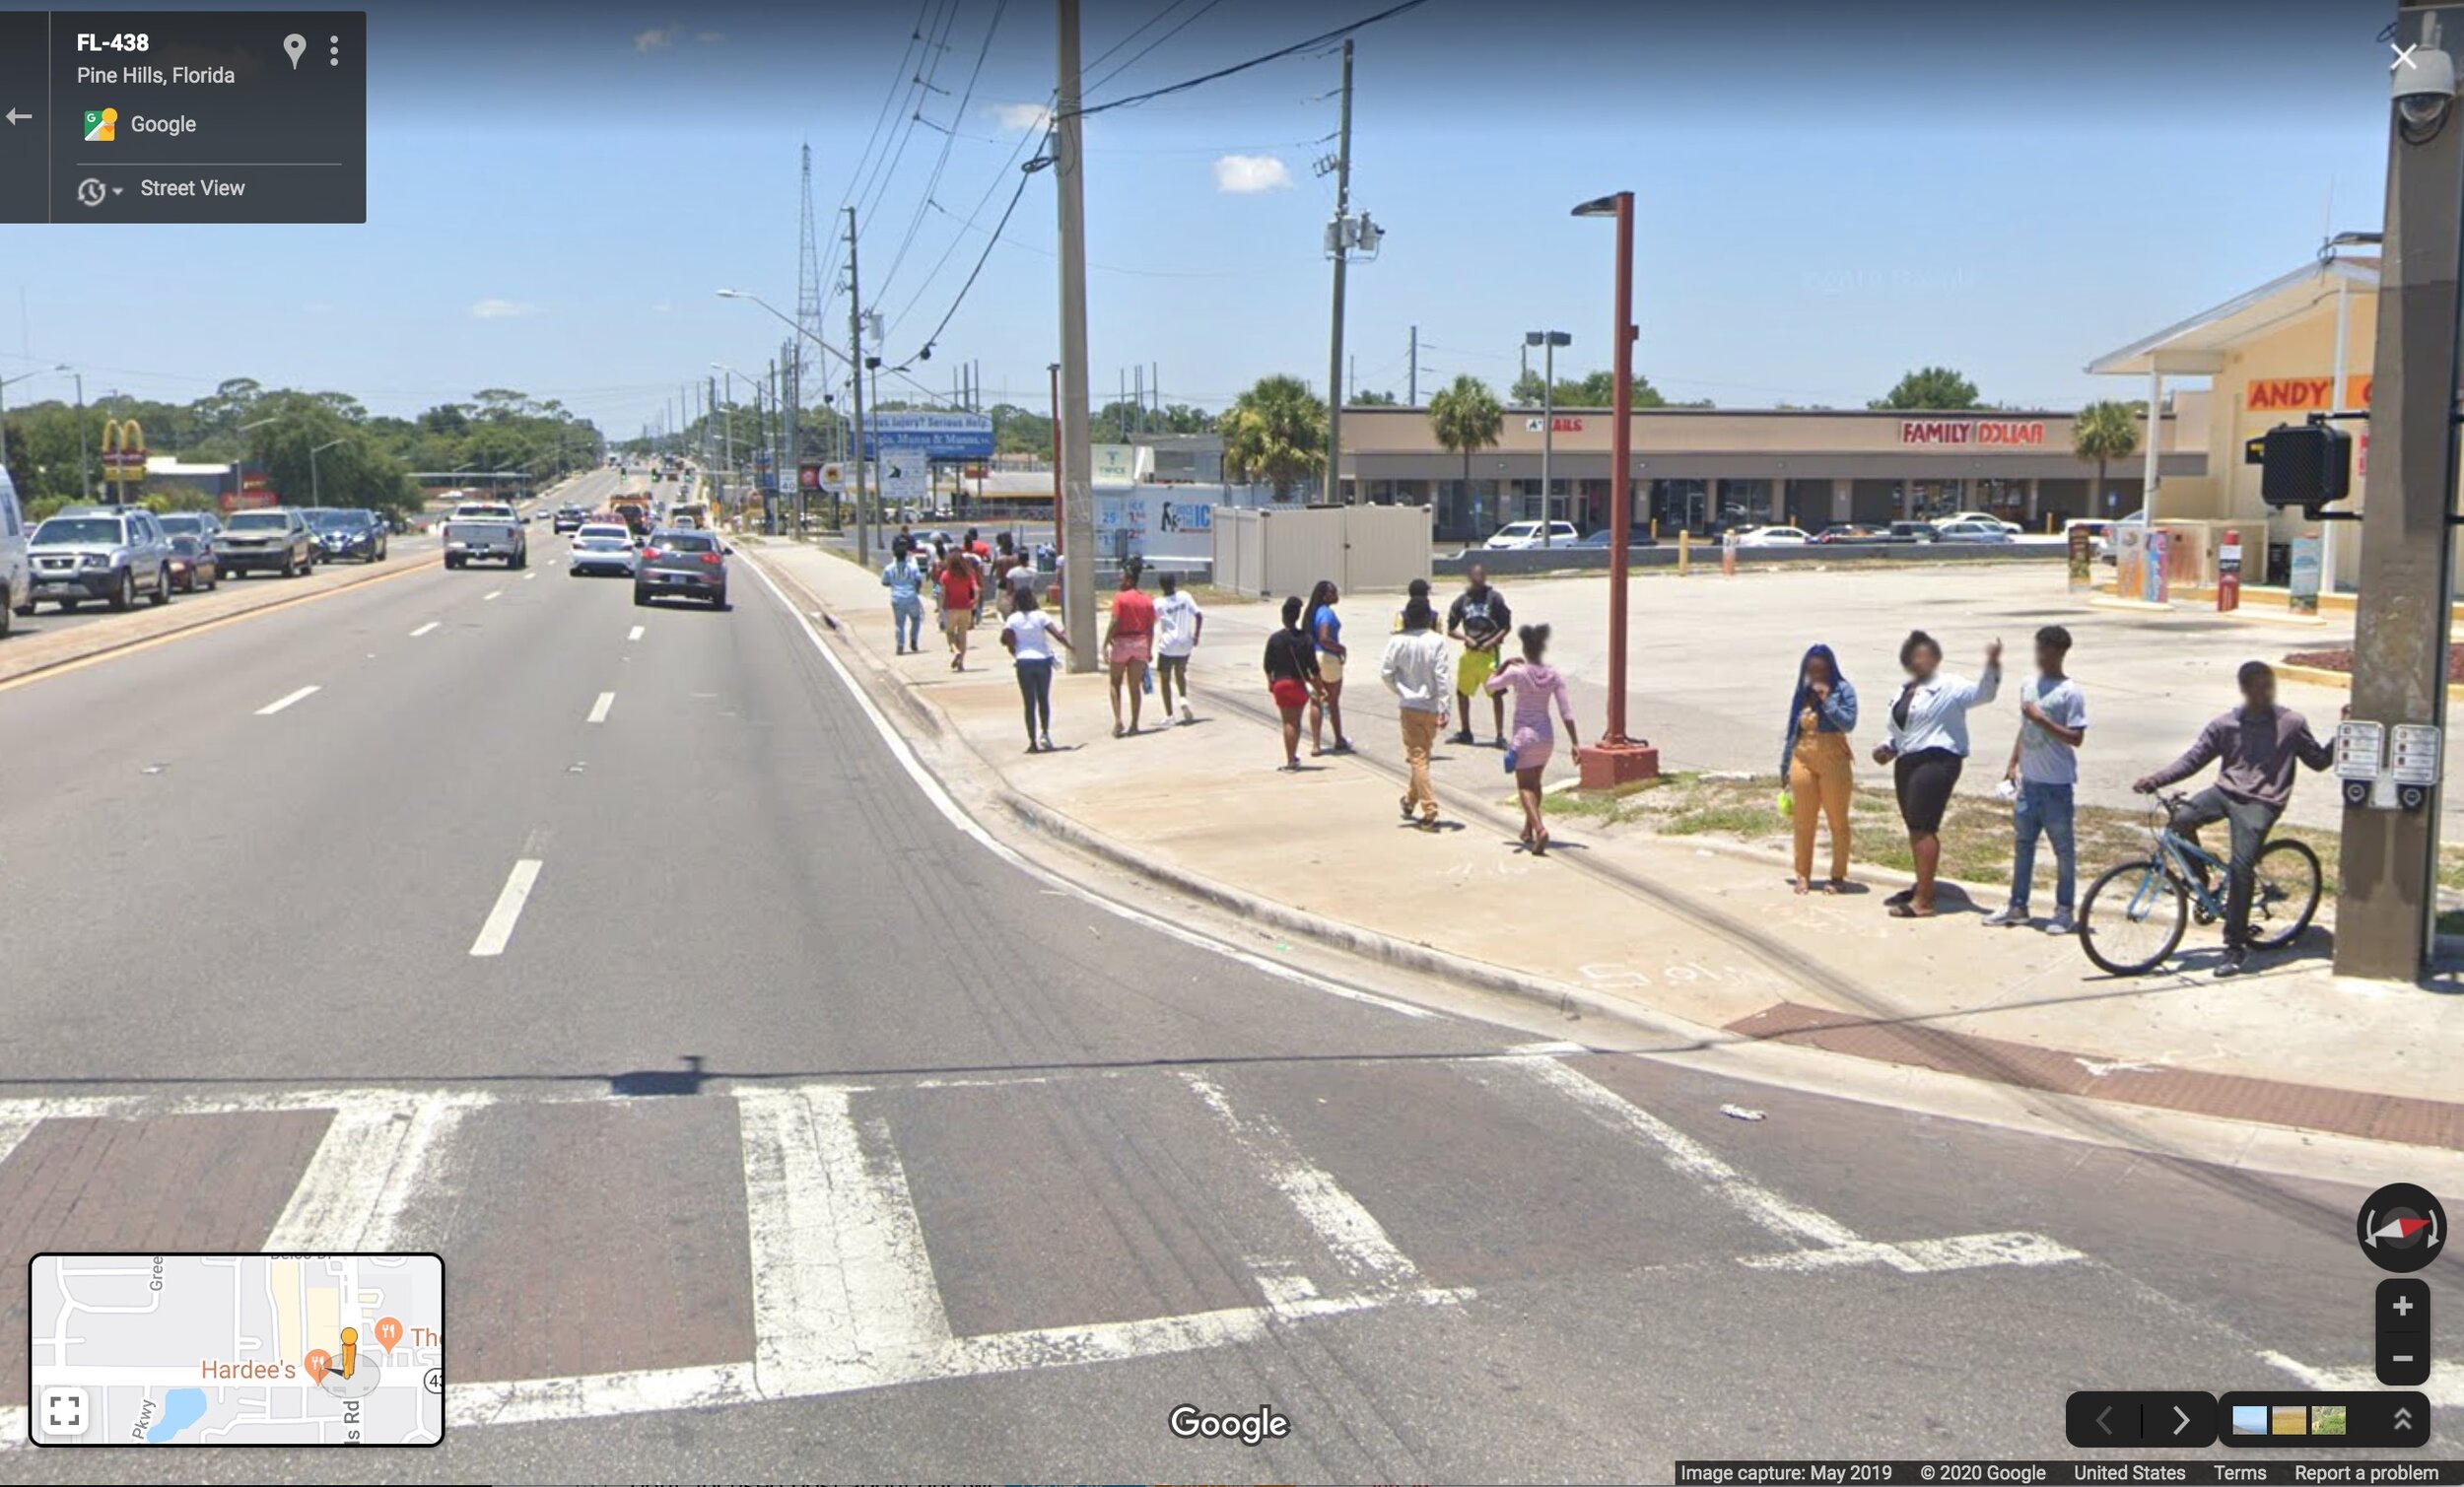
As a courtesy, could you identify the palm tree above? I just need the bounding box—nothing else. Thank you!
[1218,374,1327,502]
[2072,399,2142,515]
[1427,373,1503,533]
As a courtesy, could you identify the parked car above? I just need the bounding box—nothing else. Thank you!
[309,507,388,563]
[1569,527,1657,550]
[0,468,28,636]
[634,528,729,608]
[1886,520,1940,543]
[1934,518,2017,544]
[1811,523,1888,546]
[24,507,175,612]
[218,507,319,577]
[569,522,640,577]
[156,512,223,592]
[1938,509,2023,535]
[1482,519,1583,550]
[1733,525,1811,548]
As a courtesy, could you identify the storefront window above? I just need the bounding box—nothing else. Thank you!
[1649,478,1709,534]
[1714,478,1774,529]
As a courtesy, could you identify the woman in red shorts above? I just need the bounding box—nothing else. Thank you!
[1263,594,1323,772]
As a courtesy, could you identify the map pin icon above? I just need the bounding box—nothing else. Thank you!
[375,1317,402,1351]
[282,34,306,69]
[303,1349,330,1385]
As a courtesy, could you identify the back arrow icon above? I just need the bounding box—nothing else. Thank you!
[3,109,27,125]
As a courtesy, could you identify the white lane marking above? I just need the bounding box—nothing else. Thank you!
[483,589,503,601]
[1508,1055,2079,1274]
[410,621,441,638]
[254,685,320,716]
[2261,1349,2464,1409]
[627,625,645,642]
[742,559,1431,1021]
[1183,1072,1425,1296]
[0,1406,20,1450]
[524,572,538,581]
[585,691,616,724]
[468,859,544,957]
[736,1086,952,1395]
[264,1092,480,1250]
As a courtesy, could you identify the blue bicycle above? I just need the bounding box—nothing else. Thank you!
[2078,791,2322,976]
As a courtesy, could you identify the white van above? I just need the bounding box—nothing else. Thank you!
[0,467,27,637]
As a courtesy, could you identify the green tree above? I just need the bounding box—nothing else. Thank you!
[1426,373,1503,527]
[1511,368,1677,408]
[1870,366,1982,411]
[1218,374,1326,502]
[2071,399,2143,510]
[1353,388,1400,407]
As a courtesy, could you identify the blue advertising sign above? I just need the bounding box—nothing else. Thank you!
[861,411,994,460]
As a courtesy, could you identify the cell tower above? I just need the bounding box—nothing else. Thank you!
[791,143,826,478]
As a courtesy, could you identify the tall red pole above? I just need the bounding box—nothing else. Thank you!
[1576,189,1659,787]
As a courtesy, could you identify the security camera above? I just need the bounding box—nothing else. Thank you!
[2394,46,2456,130]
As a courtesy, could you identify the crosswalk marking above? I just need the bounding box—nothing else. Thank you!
[264,1092,481,1252]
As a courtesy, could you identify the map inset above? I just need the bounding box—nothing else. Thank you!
[30,1253,443,1447]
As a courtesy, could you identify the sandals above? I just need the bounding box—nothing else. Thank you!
[1884,887,1916,908]
[1887,902,1937,918]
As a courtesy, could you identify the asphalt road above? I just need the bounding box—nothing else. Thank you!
[0,466,2444,1481]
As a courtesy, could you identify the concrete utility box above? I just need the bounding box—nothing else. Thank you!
[1211,504,1434,599]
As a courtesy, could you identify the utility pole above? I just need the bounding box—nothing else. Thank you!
[845,205,871,566]
[2337,1,2464,980]
[1408,324,1417,406]
[1056,0,1097,672]
[1323,36,1354,506]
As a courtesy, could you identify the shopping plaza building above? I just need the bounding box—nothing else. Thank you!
[1335,399,2211,545]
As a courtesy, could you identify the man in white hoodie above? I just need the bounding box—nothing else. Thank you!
[1380,595,1456,829]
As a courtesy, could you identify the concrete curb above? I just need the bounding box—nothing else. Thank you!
[0,553,441,691]
[2274,657,2464,702]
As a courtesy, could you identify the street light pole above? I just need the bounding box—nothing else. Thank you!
[1524,332,1569,543]
[1055,0,1097,672]
[1571,190,1656,787]
[2336,2,2464,980]
[308,438,344,504]
[1324,36,1354,507]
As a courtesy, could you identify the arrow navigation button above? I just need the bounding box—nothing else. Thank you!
[2172,1404,2192,1436]
[3,108,26,125]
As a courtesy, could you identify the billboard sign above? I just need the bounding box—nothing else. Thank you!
[861,411,993,460]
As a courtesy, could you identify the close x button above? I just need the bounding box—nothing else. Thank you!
[2065,1390,2217,1448]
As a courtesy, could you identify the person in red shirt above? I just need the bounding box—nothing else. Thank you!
[1104,565,1157,736]
[937,550,981,671]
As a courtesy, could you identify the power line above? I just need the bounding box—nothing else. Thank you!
[1084,0,1226,98]
[875,0,1012,307]
[895,160,1037,369]
[1061,0,1432,120]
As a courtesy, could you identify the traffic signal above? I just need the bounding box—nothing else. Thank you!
[2259,423,2353,510]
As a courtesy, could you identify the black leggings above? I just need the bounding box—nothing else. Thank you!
[1893,748,1963,836]
[1016,658,1054,739]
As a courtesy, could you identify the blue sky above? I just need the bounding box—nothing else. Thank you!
[0,0,2394,438]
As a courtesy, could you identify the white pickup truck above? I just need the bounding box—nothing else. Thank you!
[444,502,528,571]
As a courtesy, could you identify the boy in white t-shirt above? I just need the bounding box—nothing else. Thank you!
[1152,571,1204,724]
[1986,625,2088,933]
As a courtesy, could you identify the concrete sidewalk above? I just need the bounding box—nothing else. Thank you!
[749,538,2464,1151]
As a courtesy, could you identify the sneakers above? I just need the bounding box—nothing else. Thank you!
[2214,945,2250,979]
[1040,733,1056,752]
[1981,904,2031,927]
[2039,910,2077,935]
[1450,729,1475,746]
[1180,704,1195,724]
[1400,794,1414,820]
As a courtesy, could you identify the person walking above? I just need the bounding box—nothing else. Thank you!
[1379,595,1455,828]
[966,528,993,624]
[1103,566,1157,736]
[881,536,927,655]
[1306,579,1354,755]
[1985,626,2089,933]
[1779,642,1859,894]
[1001,588,1072,753]
[2132,661,2334,977]
[1153,571,1204,723]
[935,546,981,671]
[1264,595,1322,772]
[1006,540,1043,617]
[1873,629,2002,917]
[1487,623,1581,853]
[1447,566,1513,746]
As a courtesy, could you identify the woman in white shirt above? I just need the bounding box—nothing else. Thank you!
[1872,629,2001,917]
[1001,588,1074,754]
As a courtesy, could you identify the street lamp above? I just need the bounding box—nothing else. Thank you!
[1523,332,1570,544]
[235,416,280,510]
[0,364,68,478]
[719,287,872,560]
[308,439,346,505]
[1569,190,1655,787]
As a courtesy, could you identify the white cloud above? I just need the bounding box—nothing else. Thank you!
[989,101,1053,133]
[1212,154,1293,194]
[470,299,540,320]
[634,26,679,52]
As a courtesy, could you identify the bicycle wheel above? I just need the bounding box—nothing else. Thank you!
[2080,858,2187,976]
[2245,839,2323,949]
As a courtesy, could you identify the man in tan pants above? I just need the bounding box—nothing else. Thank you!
[1380,596,1455,828]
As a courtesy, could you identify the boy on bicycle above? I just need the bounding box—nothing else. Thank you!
[2132,661,2332,978]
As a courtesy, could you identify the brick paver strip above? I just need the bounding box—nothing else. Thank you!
[1725,1001,2464,1148]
